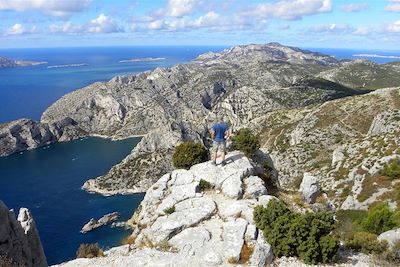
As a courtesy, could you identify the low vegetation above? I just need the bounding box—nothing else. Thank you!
[336,204,400,264]
[199,179,212,191]
[231,128,260,157]
[164,205,175,215]
[0,255,24,267]
[254,199,338,264]
[380,159,400,180]
[172,141,208,169]
[76,243,104,258]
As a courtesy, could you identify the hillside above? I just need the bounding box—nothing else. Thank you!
[258,87,400,209]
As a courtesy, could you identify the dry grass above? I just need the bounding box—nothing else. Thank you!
[76,243,105,258]
[121,235,136,245]
[239,243,254,264]
[357,174,392,202]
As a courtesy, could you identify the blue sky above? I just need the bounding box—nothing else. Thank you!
[0,0,399,49]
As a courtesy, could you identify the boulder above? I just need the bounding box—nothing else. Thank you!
[378,228,400,249]
[299,173,321,204]
[80,212,119,233]
[222,218,248,262]
[243,175,267,199]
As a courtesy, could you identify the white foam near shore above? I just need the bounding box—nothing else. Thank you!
[119,57,166,63]
[47,63,88,69]
[353,53,400,59]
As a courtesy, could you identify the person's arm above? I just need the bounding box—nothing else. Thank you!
[210,129,215,140]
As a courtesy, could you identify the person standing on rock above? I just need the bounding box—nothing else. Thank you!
[210,115,230,166]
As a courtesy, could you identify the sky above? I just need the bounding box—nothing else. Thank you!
[0,0,399,49]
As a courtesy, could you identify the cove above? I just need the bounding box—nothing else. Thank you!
[0,137,144,264]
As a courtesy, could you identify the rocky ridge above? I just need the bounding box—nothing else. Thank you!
[0,201,47,267]
[258,87,400,210]
[36,43,368,194]
[53,151,276,266]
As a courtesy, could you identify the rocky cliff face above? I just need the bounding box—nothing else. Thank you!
[258,87,400,209]
[0,118,86,157]
[0,201,47,267]
[53,151,276,267]
[39,43,367,194]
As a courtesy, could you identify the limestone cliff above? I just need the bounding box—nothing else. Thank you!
[39,43,368,194]
[0,118,86,157]
[0,201,47,267]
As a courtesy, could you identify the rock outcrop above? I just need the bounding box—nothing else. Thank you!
[378,228,400,249]
[0,118,86,157]
[299,173,321,204]
[80,212,119,233]
[0,201,47,267]
[53,152,275,266]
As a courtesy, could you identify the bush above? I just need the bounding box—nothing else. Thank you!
[172,141,208,169]
[164,205,175,215]
[380,159,400,179]
[199,179,212,191]
[0,255,24,267]
[231,128,260,157]
[362,203,397,235]
[346,231,388,254]
[254,199,338,264]
[76,243,104,258]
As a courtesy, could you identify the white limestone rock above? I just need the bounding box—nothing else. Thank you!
[299,173,321,204]
[0,201,47,267]
[257,195,279,206]
[243,175,267,199]
[378,228,400,249]
[169,226,211,255]
[250,241,274,267]
[222,218,248,262]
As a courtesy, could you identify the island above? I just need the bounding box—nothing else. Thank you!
[0,56,47,68]
[119,57,166,63]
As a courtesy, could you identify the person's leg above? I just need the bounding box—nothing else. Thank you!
[220,141,226,166]
[211,141,218,165]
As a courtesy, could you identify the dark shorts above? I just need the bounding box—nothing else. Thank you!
[212,141,226,153]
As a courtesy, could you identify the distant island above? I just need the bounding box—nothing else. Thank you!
[119,57,166,63]
[353,53,400,59]
[0,56,47,68]
[47,63,88,69]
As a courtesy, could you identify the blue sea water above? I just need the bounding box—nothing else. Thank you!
[0,137,142,264]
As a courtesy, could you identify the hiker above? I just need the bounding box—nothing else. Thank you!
[210,115,230,166]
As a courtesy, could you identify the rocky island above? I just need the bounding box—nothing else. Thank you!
[0,56,47,68]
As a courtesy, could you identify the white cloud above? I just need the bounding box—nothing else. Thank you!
[49,21,83,34]
[385,20,400,32]
[0,0,92,18]
[385,0,400,12]
[353,26,371,35]
[249,0,332,20]
[166,0,200,17]
[5,23,36,35]
[148,20,166,30]
[341,3,369,12]
[310,23,351,33]
[88,14,123,33]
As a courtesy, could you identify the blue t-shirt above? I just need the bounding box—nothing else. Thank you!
[213,122,228,142]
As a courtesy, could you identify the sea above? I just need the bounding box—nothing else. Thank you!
[0,45,399,264]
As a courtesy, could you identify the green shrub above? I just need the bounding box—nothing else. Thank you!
[199,179,212,191]
[164,205,175,215]
[76,243,104,258]
[254,199,338,264]
[362,203,397,235]
[346,231,388,254]
[172,141,208,169]
[231,128,260,157]
[380,159,400,179]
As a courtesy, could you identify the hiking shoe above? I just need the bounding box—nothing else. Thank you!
[221,161,226,166]
[211,161,217,166]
